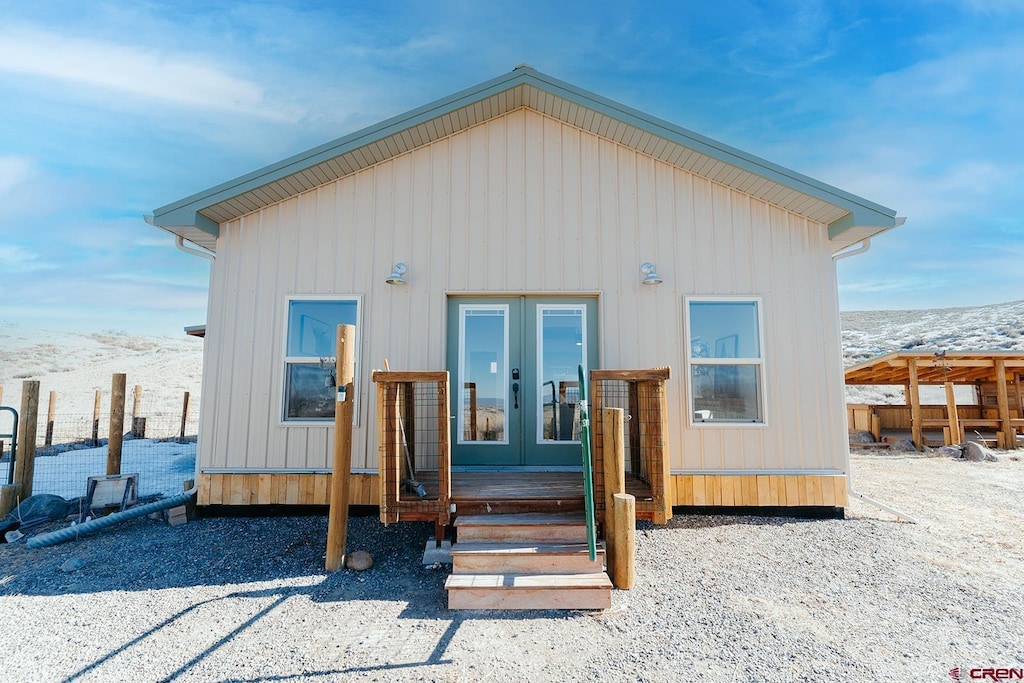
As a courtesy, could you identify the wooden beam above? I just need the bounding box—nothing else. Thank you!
[590,367,671,381]
[326,324,356,572]
[370,370,448,382]
[945,381,961,445]
[995,359,1015,450]
[909,359,922,449]
[602,408,625,579]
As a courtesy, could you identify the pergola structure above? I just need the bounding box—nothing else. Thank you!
[844,351,1024,449]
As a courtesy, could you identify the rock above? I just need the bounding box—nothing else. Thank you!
[964,441,999,462]
[60,558,86,572]
[889,439,918,453]
[849,431,876,444]
[345,550,373,571]
[935,445,964,459]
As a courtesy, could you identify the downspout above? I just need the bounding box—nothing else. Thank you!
[174,235,215,262]
[834,234,918,523]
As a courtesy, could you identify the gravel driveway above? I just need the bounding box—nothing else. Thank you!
[2,451,1022,682]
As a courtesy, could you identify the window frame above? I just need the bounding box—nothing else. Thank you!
[279,294,362,426]
[684,295,767,427]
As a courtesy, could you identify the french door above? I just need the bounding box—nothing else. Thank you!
[447,296,598,467]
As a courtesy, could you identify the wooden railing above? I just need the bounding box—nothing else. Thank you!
[371,371,451,525]
[590,367,672,524]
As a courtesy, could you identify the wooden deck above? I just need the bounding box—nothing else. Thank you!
[400,470,654,517]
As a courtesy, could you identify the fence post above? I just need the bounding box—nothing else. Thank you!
[602,407,625,579]
[326,324,356,571]
[14,380,40,499]
[132,385,142,421]
[45,391,57,446]
[131,385,146,438]
[612,493,636,589]
[179,392,190,443]
[107,374,126,476]
[92,389,102,445]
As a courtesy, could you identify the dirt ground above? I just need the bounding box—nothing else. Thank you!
[1,450,1022,682]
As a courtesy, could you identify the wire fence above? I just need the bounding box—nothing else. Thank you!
[1,410,198,501]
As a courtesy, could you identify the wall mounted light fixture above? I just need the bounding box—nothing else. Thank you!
[385,262,407,285]
[640,262,663,285]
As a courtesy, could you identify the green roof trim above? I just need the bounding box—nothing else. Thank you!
[150,66,898,243]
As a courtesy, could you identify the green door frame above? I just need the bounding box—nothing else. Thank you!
[447,296,597,468]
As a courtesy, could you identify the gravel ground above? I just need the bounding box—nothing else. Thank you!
[2,452,1023,682]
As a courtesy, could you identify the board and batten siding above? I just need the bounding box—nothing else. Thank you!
[197,107,847,478]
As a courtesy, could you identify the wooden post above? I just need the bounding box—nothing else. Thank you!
[0,483,21,518]
[908,359,922,449]
[436,375,452,526]
[612,493,636,589]
[945,381,961,444]
[870,414,881,443]
[131,385,145,438]
[107,373,127,475]
[45,391,57,446]
[13,381,40,499]
[650,379,672,524]
[602,408,626,578]
[326,324,356,572]
[92,389,102,445]
[995,360,1015,450]
[179,391,191,442]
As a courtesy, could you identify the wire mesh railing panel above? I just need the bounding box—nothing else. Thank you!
[591,370,671,521]
[376,374,450,523]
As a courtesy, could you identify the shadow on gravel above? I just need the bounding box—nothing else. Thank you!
[7,513,606,682]
[0,515,441,597]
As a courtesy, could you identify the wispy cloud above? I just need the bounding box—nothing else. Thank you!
[0,244,59,273]
[0,25,302,121]
[0,155,36,195]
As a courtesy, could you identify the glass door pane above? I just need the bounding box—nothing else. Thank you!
[458,305,509,444]
[536,305,586,443]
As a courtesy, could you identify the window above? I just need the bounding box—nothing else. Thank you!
[686,298,764,424]
[282,298,359,422]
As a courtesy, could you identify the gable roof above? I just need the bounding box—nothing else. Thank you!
[149,66,900,253]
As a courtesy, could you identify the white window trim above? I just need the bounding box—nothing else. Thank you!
[684,295,768,428]
[457,303,510,445]
[279,294,362,427]
[535,303,587,446]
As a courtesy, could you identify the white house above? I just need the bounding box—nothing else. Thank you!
[149,66,901,516]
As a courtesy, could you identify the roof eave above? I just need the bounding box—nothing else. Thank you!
[149,66,900,244]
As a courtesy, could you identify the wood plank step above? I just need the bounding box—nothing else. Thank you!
[455,512,586,525]
[445,573,612,610]
[451,542,605,575]
[455,512,587,543]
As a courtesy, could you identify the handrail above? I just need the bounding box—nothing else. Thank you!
[577,364,597,561]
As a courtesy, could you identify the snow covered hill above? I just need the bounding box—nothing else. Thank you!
[2,300,1022,415]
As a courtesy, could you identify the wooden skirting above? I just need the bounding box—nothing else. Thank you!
[670,474,847,507]
[198,472,845,508]
[198,473,378,506]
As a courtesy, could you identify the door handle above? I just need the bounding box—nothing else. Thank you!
[512,382,519,409]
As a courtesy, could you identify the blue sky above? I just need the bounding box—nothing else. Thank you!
[0,1,1021,336]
